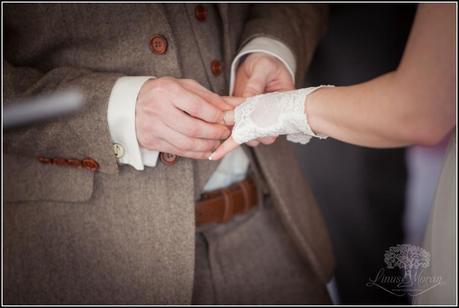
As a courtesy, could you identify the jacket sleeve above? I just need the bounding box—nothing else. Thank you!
[240,4,329,88]
[3,60,123,175]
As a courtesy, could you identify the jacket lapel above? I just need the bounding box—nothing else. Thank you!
[254,139,335,283]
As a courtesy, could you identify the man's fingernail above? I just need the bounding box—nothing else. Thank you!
[208,153,214,160]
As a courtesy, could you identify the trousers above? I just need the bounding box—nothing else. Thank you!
[192,198,332,304]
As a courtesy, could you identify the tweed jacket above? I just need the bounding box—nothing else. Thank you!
[4,3,333,304]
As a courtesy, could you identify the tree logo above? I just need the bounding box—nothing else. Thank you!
[367,244,443,297]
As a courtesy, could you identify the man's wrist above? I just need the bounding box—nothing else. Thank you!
[107,76,154,171]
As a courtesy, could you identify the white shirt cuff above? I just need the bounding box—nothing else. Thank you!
[107,76,159,171]
[229,37,297,95]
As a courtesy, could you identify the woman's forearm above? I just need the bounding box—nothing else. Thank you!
[306,3,455,148]
[305,71,453,148]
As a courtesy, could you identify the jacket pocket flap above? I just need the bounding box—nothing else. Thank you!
[4,154,95,203]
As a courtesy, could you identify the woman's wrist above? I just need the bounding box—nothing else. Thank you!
[304,86,328,137]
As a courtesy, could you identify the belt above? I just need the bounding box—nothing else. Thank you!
[195,177,259,226]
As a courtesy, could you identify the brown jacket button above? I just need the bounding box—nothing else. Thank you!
[195,5,208,22]
[211,59,222,76]
[53,157,67,166]
[66,159,82,168]
[37,156,52,164]
[149,34,168,55]
[82,157,100,172]
[160,152,178,166]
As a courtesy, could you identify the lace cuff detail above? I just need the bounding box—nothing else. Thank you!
[232,85,334,144]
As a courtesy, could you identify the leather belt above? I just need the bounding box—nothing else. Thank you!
[195,177,259,226]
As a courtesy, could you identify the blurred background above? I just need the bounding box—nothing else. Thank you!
[296,4,450,304]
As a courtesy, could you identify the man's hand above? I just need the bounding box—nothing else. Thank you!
[136,77,232,159]
[233,52,295,146]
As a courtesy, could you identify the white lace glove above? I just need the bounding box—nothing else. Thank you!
[231,85,334,145]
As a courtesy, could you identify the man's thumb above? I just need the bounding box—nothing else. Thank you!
[242,71,268,97]
[222,96,246,107]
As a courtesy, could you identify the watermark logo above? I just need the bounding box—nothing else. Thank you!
[367,244,443,297]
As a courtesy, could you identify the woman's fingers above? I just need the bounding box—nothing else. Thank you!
[207,95,279,160]
[208,135,277,160]
[258,136,277,144]
[209,136,240,161]
[246,140,260,147]
[221,96,246,126]
[223,110,235,126]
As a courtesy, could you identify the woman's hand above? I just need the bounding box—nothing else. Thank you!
[210,87,330,160]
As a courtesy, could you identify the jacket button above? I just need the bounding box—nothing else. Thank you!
[195,5,208,22]
[66,159,82,168]
[37,156,52,164]
[82,157,100,172]
[149,34,168,55]
[211,59,222,76]
[160,152,178,166]
[53,157,67,166]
